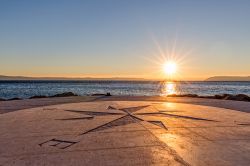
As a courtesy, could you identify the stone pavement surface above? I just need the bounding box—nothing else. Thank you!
[1,101,250,166]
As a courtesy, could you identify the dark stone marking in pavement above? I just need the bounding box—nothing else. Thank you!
[56,110,124,121]
[39,138,78,149]
[65,110,124,116]
[148,121,168,130]
[161,112,219,122]
[40,104,217,150]
[56,117,94,120]
[107,106,117,110]
[73,105,169,135]
[237,123,250,126]
[135,112,218,122]
[80,115,142,135]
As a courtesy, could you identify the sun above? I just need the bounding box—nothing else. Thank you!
[163,61,177,75]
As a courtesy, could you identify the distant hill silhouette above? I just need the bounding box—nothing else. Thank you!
[0,75,145,81]
[205,76,250,81]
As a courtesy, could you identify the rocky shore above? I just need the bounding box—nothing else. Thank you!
[0,92,250,102]
[0,92,78,101]
[0,92,112,101]
[167,93,250,102]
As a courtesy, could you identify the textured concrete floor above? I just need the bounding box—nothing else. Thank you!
[1,101,250,165]
[1,96,250,114]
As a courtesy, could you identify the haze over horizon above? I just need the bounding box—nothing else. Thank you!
[1,0,250,80]
[1,74,250,82]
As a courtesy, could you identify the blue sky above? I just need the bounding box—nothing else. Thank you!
[1,0,250,80]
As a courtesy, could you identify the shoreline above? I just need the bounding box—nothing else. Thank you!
[1,92,250,102]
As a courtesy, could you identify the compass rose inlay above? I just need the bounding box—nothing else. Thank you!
[39,104,216,149]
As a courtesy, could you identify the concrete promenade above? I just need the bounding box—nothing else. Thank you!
[1,99,250,165]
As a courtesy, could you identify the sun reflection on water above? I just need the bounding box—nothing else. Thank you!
[162,82,177,95]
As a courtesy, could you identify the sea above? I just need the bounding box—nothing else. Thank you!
[0,80,250,99]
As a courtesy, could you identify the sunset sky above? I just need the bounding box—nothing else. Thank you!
[1,0,250,80]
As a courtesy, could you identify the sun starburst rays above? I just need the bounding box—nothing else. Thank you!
[143,34,194,82]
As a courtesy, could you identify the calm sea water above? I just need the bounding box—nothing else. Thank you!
[0,80,249,99]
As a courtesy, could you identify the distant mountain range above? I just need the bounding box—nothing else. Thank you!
[1,75,250,81]
[205,76,250,81]
[0,75,145,81]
